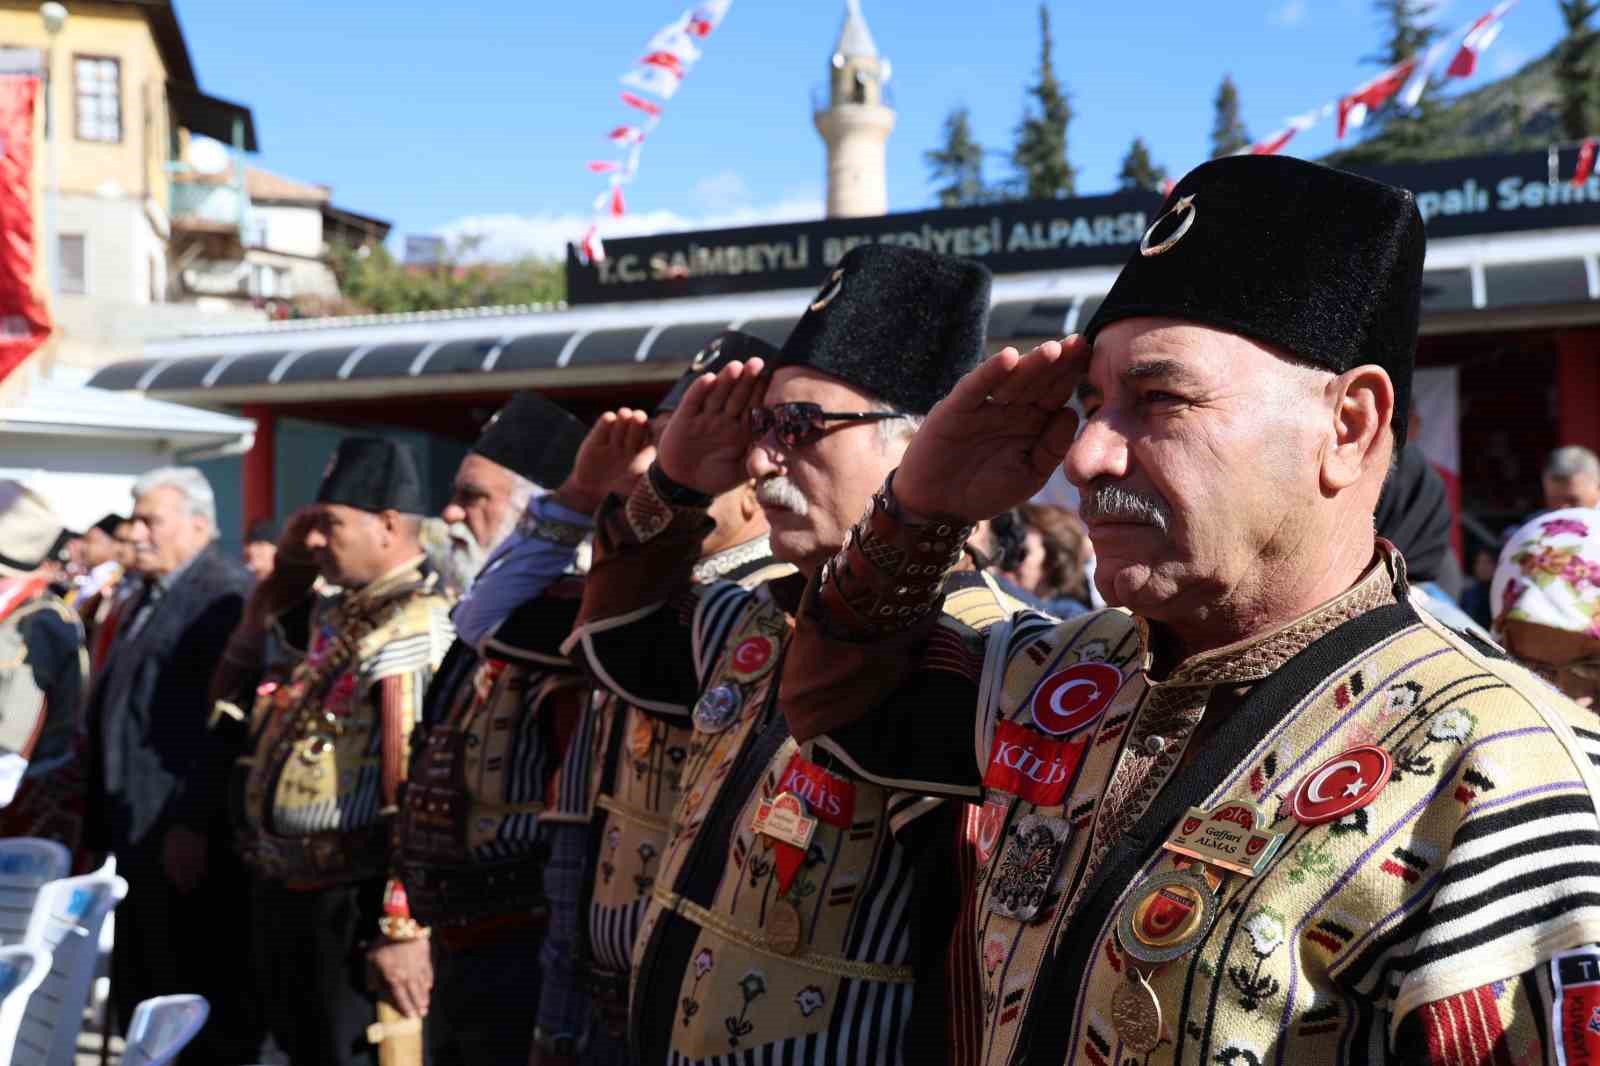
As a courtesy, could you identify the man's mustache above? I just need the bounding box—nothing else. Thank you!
[1080,481,1172,534]
[756,477,809,516]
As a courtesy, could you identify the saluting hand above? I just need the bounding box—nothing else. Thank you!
[894,337,1087,523]
[554,408,655,516]
[656,357,766,497]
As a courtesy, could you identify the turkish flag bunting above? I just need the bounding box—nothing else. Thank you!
[587,160,619,174]
[609,184,626,218]
[1448,2,1515,79]
[1337,58,1417,139]
[0,76,51,387]
[621,91,663,118]
[642,50,686,77]
[579,225,605,265]
[1575,139,1598,186]
[1252,127,1300,156]
[608,125,646,146]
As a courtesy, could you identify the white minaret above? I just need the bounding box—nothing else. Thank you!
[813,0,894,218]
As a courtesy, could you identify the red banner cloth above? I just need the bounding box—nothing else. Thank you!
[0,76,50,387]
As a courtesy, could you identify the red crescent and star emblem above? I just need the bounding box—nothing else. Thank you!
[1291,745,1393,825]
[728,635,778,682]
[974,795,1009,866]
[1030,662,1122,736]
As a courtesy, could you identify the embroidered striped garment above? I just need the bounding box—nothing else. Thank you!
[794,537,1600,1065]
[258,564,453,838]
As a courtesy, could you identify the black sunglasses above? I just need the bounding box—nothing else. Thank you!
[749,402,910,448]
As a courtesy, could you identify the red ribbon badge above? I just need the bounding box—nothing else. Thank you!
[760,754,856,894]
[984,720,1085,807]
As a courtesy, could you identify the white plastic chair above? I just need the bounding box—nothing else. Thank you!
[14,862,127,1066]
[0,838,71,945]
[0,944,51,1065]
[121,994,209,1066]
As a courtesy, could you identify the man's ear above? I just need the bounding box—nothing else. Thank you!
[1321,365,1394,493]
[739,480,760,522]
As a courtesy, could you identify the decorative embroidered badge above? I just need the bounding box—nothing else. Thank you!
[987,814,1071,922]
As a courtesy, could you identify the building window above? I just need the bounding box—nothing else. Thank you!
[73,55,121,143]
[58,234,86,294]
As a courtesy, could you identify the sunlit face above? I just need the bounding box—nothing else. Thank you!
[744,367,908,575]
[1068,318,1329,621]
[82,528,116,569]
[441,454,522,554]
[303,503,390,588]
[1544,473,1600,512]
[113,523,140,572]
[131,485,212,578]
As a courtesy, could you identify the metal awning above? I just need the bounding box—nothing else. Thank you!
[168,82,259,152]
[88,235,1600,408]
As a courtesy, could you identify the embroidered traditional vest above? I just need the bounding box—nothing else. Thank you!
[240,570,449,884]
[636,579,1013,1065]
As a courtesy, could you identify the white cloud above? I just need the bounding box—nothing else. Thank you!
[1267,0,1306,27]
[688,169,753,210]
[438,187,825,262]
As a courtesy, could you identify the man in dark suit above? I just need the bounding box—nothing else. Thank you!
[86,466,259,1062]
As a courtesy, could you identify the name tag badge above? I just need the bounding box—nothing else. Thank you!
[1161,800,1284,878]
[984,720,1085,808]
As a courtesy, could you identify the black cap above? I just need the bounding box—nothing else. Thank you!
[316,437,426,515]
[472,392,587,489]
[91,513,123,537]
[1085,154,1425,448]
[245,519,279,545]
[656,331,780,416]
[777,244,993,416]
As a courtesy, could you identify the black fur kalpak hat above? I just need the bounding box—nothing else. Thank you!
[777,243,993,416]
[316,437,426,515]
[472,392,587,490]
[656,330,780,416]
[1085,154,1425,448]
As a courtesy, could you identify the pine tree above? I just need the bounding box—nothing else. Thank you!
[1364,0,1439,139]
[925,107,987,207]
[1210,75,1251,158]
[1011,4,1076,199]
[1117,137,1167,192]
[1558,0,1600,140]
[1369,0,1439,68]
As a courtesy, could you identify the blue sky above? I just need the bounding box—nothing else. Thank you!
[178,0,1565,260]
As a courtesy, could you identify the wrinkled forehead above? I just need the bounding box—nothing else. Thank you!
[1081,316,1316,399]
[761,365,882,409]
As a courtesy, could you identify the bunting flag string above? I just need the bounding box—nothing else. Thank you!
[1245,0,1518,156]
[576,0,734,264]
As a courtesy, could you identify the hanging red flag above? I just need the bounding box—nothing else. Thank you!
[609,184,626,218]
[1337,58,1417,139]
[641,51,686,78]
[1574,139,1598,186]
[0,76,50,387]
[587,160,620,174]
[621,91,663,118]
[579,225,606,265]
[609,125,646,146]
[1252,127,1299,156]
[1448,1,1515,79]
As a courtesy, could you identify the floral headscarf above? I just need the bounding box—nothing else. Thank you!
[1490,507,1600,640]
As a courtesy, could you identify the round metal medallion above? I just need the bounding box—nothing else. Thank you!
[727,635,779,683]
[769,900,804,956]
[1109,969,1163,1053]
[693,684,744,734]
[1117,866,1219,964]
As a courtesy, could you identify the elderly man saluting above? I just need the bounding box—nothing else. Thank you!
[783,155,1600,1063]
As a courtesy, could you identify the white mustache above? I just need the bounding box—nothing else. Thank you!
[756,477,810,516]
[1080,483,1172,534]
